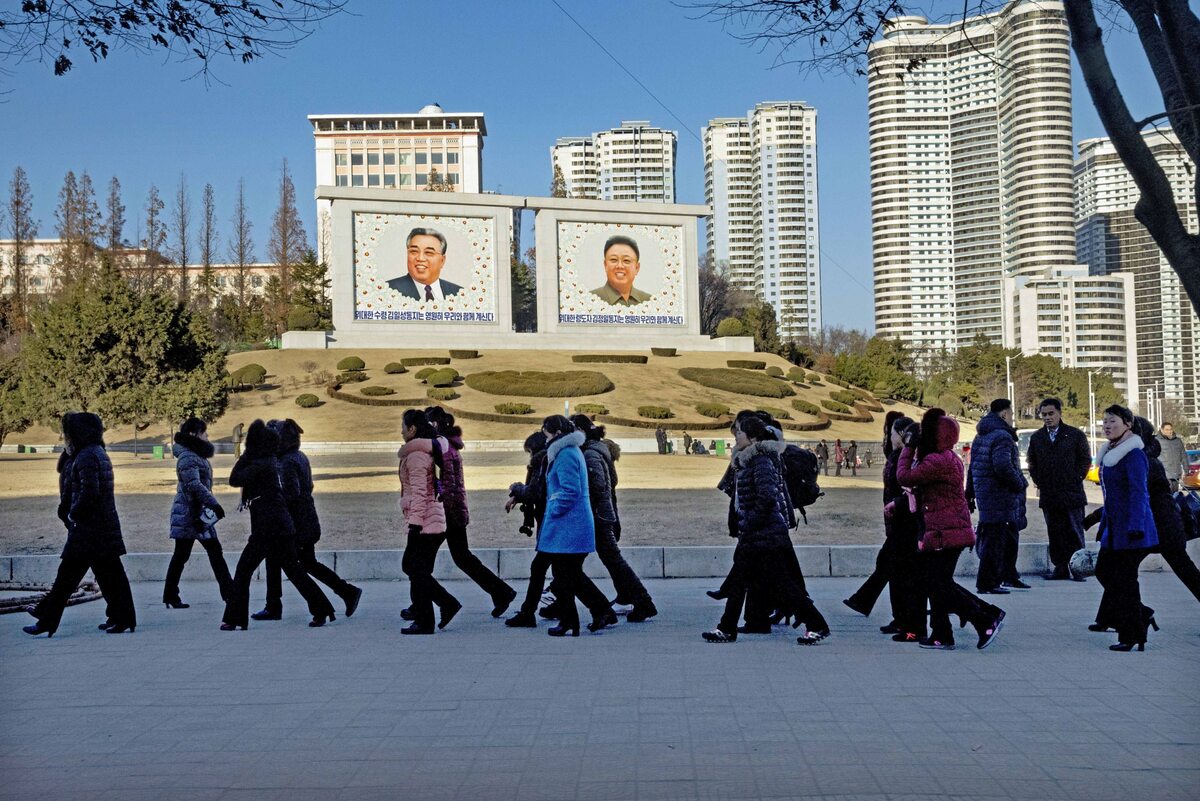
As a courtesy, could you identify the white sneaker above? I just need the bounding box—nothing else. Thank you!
[611,603,635,616]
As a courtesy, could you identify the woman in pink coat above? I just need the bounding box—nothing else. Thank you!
[897,408,1006,650]
[397,408,460,634]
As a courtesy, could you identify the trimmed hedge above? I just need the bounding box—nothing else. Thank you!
[830,390,858,406]
[361,386,395,396]
[427,387,460,401]
[650,347,677,357]
[575,403,609,415]
[231,363,267,386]
[787,367,807,382]
[449,350,480,359]
[383,362,407,374]
[295,394,320,408]
[756,406,791,421]
[727,359,766,370]
[336,356,365,371]
[465,370,614,397]
[695,402,731,418]
[425,368,460,387]
[678,367,796,399]
[792,399,822,416]
[572,354,649,364]
[415,367,439,380]
[494,402,534,414]
[638,405,673,419]
[807,372,823,383]
[325,384,426,407]
[338,370,368,383]
[821,399,853,414]
[401,356,451,366]
[765,365,784,377]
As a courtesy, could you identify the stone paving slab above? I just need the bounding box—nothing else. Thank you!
[1,574,1198,801]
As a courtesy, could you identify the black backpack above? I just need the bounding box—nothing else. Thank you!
[781,444,823,524]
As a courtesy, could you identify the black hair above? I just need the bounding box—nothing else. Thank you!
[883,410,903,447]
[180,417,207,436]
[917,407,947,458]
[542,415,575,438]
[884,415,915,458]
[406,227,447,255]
[603,234,639,260]
[754,410,781,432]
[425,405,462,439]
[402,408,444,477]
[524,430,547,453]
[990,398,1012,414]
[243,419,279,457]
[1103,404,1134,425]
[739,415,773,442]
[570,414,606,442]
[1038,398,1062,413]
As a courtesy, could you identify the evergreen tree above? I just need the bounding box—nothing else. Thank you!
[172,174,192,303]
[5,167,37,333]
[511,247,537,332]
[139,184,169,293]
[0,354,32,447]
[53,170,99,288]
[104,176,125,252]
[228,178,254,327]
[287,249,331,330]
[550,164,569,198]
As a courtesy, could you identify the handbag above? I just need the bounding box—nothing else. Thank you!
[1174,490,1200,541]
[1069,546,1099,578]
[198,505,219,529]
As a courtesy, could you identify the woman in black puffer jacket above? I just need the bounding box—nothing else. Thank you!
[1137,421,1200,606]
[252,419,362,621]
[221,420,335,631]
[703,414,829,644]
[24,412,136,637]
[162,417,233,608]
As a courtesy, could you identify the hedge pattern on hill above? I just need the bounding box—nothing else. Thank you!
[294,394,320,408]
[574,403,609,415]
[678,367,796,399]
[428,387,459,401]
[572,354,648,364]
[695,402,730,418]
[726,359,766,370]
[229,363,267,388]
[638,405,672,419]
[361,386,395,396]
[494,402,534,414]
[792,399,822,416]
[465,370,614,397]
[401,356,451,366]
[325,384,425,408]
[449,350,480,359]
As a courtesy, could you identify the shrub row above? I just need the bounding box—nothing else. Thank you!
[715,318,745,337]
[449,350,480,359]
[428,387,459,401]
[695,402,731,419]
[401,356,451,366]
[294,394,320,408]
[821,399,853,414]
[595,414,730,431]
[338,370,368,383]
[383,362,407,374]
[638,405,673,419]
[779,418,832,432]
[361,386,395,397]
[830,390,859,406]
[572,354,649,364]
[650,347,677,357]
[325,384,426,408]
[678,367,796,399]
[465,370,614,397]
[574,403,609,415]
[726,359,766,370]
[791,399,822,416]
[336,356,366,371]
[494,402,534,415]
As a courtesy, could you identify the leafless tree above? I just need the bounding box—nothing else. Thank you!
[140,184,168,293]
[198,182,218,308]
[5,167,37,332]
[172,174,192,303]
[228,178,253,312]
[267,158,306,303]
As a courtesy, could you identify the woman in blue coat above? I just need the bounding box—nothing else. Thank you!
[536,416,612,636]
[1094,405,1159,652]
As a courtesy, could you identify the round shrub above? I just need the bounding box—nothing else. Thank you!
[715,317,745,337]
[337,356,366,371]
[494,402,534,415]
[338,370,368,383]
[295,394,320,408]
[449,350,480,359]
[765,365,784,377]
[792,399,822,416]
[383,362,407,375]
[575,403,609,415]
[638,405,673,419]
[806,372,822,383]
[678,367,796,399]
[465,370,614,397]
[401,356,451,367]
[650,347,677,357]
[425,368,460,387]
[427,387,459,401]
[695,402,731,419]
[415,367,439,380]
[727,359,767,370]
[787,367,807,381]
[233,363,267,386]
[821,399,852,414]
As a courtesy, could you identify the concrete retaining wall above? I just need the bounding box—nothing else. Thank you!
[6,540,1197,585]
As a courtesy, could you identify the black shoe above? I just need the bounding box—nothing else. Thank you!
[737,624,772,634]
[842,598,870,617]
[438,599,462,630]
[705,589,726,601]
[505,611,537,628]
[977,587,1010,595]
[891,632,921,643]
[163,599,190,609]
[548,624,579,637]
[491,587,518,619]
[105,623,135,634]
[1003,579,1030,590]
[1044,570,1070,581]
[400,606,415,621]
[219,623,245,631]
[98,621,114,631]
[538,603,561,620]
[309,613,335,628]
[22,623,53,637]
[702,628,736,643]
[1088,622,1113,632]
[797,629,829,646]
[343,586,363,618]
[626,602,657,623]
[401,623,434,635]
[1109,641,1145,652]
[976,611,1005,650]
[587,611,618,632]
[251,608,282,621]
[879,622,901,634]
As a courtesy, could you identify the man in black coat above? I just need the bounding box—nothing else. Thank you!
[1026,398,1091,580]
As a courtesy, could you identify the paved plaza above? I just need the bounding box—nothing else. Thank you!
[2,574,1198,801]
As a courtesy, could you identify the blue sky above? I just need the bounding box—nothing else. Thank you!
[1,0,1154,331]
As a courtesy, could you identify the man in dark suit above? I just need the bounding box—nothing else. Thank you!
[1026,397,1092,580]
[387,227,463,300]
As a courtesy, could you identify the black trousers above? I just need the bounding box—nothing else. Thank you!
[33,553,136,634]
[718,543,827,635]
[846,526,922,631]
[262,541,356,614]
[921,547,1002,644]
[519,550,554,616]
[976,522,1020,590]
[445,524,512,602]
[401,529,458,629]
[1042,507,1086,573]
[163,537,232,603]
[1163,546,1200,604]
[1095,547,1151,644]
[223,535,334,628]
[595,520,651,606]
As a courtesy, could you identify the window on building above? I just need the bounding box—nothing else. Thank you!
[415,153,428,165]
[335,175,349,187]
[383,174,396,187]
[398,153,410,165]
[447,153,459,164]
[432,153,443,164]
[335,154,348,167]
[368,174,380,186]
[416,174,428,186]
[352,175,364,187]
[351,153,363,166]
[448,173,459,185]
[367,152,380,166]
[251,275,262,288]
[399,174,412,186]
[383,152,396,166]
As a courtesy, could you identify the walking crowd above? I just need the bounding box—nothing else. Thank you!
[20,398,1200,654]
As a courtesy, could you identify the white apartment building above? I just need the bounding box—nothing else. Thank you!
[549,121,677,203]
[1005,267,1139,401]
[868,0,1076,357]
[1076,128,1200,422]
[704,102,821,339]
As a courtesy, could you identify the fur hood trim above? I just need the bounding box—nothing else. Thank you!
[547,430,586,464]
[1098,435,1143,467]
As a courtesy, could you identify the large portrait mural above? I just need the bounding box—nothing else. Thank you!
[556,221,685,326]
[353,212,497,323]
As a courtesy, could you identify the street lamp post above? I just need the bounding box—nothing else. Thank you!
[1087,370,1096,458]
[1005,355,1014,413]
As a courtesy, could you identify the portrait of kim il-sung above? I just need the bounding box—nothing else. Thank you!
[386,227,463,302]
[591,235,652,306]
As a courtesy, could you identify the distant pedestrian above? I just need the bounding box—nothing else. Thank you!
[162,417,232,609]
[863,448,874,469]
[683,431,693,455]
[815,440,829,476]
[847,441,859,477]
[24,413,137,637]
[897,408,1005,650]
[1156,422,1186,492]
[966,398,1029,594]
[655,425,667,455]
[834,439,845,477]
[232,421,244,458]
[1026,398,1090,581]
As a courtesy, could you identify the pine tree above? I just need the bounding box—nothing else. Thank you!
[104,176,125,251]
[140,185,168,293]
[287,249,331,331]
[53,170,82,288]
[550,164,569,198]
[198,183,218,309]
[5,167,37,333]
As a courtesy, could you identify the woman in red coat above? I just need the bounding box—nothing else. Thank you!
[897,408,1006,650]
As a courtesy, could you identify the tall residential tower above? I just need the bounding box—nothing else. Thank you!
[550,120,677,203]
